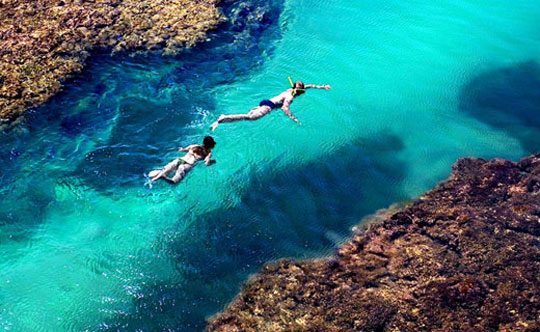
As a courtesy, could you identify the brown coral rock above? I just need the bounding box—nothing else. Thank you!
[207,154,540,332]
[0,0,223,124]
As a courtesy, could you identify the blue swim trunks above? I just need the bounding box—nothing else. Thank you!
[259,99,276,108]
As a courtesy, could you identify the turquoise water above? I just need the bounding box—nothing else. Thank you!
[1,0,539,330]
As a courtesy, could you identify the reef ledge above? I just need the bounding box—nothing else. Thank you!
[207,154,540,332]
[0,0,223,125]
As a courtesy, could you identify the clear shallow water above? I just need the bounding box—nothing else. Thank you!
[1,0,539,330]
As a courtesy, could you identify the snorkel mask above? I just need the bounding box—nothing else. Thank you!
[288,76,305,97]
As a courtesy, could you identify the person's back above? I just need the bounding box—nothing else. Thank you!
[268,89,293,108]
[181,145,208,165]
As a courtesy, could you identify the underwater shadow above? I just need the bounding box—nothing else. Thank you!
[99,131,410,331]
[459,60,540,153]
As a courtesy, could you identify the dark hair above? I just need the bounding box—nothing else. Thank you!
[203,136,216,149]
[293,81,305,97]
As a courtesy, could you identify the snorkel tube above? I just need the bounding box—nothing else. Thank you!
[288,76,305,97]
[288,76,294,88]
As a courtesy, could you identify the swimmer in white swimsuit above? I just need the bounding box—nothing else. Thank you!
[149,136,216,184]
[210,81,331,131]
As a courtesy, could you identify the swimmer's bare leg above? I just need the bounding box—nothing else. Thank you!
[150,171,166,182]
[211,114,252,131]
[211,108,267,131]
[153,170,179,183]
[162,176,178,184]
[163,163,192,184]
[151,168,174,182]
[150,159,178,182]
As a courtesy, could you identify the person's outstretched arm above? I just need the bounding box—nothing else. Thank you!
[281,99,301,125]
[304,84,331,90]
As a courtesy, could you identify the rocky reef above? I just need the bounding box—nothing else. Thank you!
[0,0,223,124]
[207,154,540,332]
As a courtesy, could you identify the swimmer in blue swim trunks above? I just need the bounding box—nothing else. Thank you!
[210,81,331,131]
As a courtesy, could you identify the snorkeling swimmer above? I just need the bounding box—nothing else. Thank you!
[210,81,331,131]
[148,136,216,184]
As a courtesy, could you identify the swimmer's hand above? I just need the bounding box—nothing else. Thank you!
[322,85,331,90]
[204,152,215,166]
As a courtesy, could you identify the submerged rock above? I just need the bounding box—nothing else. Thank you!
[207,154,540,332]
[0,0,223,125]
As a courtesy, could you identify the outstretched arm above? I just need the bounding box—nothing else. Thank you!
[281,99,301,125]
[304,84,331,90]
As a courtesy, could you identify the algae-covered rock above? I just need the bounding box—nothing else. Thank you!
[0,0,223,124]
[207,154,540,332]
